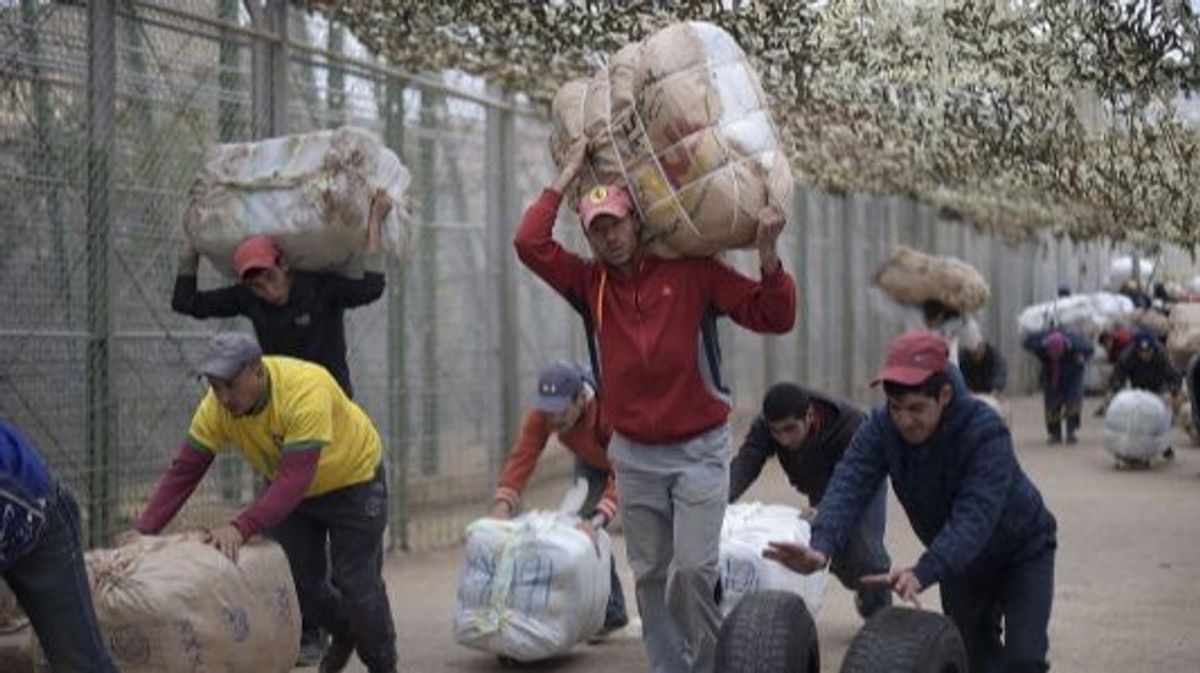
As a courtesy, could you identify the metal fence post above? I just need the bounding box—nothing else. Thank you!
[418,88,441,476]
[792,190,809,384]
[87,0,116,545]
[250,0,287,138]
[486,93,518,479]
[383,78,410,550]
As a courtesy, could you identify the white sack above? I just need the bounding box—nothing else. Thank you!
[1017,293,1134,338]
[454,512,611,662]
[183,126,411,277]
[719,503,828,617]
[1107,256,1155,290]
[1104,390,1172,462]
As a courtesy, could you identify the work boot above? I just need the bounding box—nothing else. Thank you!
[1164,446,1176,461]
[1066,433,1078,444]
[318,636,355,673]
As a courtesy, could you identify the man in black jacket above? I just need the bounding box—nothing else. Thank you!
[171,189,391,665]
[172,189,392,399]
[729,383,892,618]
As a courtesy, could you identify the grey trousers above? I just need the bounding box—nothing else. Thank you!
[610,424,730,673]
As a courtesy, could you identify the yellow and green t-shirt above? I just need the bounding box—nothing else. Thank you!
[186,356,382,496]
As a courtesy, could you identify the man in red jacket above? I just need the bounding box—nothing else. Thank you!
[487,360,628,635]
[514,141,797,673]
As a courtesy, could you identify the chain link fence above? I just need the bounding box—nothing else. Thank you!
[1,1,1193,554]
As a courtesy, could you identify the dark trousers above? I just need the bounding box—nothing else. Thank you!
[1043,370,1084,439]
[575,460,630,628]
[4,485,118,673]
[268,467,397,672]
[828,482,892,618]
[940,535,1056,673]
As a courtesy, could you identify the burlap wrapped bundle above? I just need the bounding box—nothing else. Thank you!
[183,126,410,278]
[33,534,299,673]
[1167,303,1200,369]
[873,246,991,314]
[1124,307,1170,339]
[549,22,792,257]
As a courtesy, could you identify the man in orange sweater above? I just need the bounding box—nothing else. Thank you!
[488,361,628,635]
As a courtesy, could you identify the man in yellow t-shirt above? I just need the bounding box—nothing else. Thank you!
[136,332,396,673]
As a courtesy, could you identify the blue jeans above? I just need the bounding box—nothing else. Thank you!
[940,534,1056,673]
[4,485,117,673]
[268,467,396,672]
[827,482,892,618]
[575,460,630,629]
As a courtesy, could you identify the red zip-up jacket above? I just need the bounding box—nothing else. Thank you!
[514,188,797,444]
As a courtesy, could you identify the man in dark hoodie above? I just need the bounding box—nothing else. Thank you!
[728,382,891,618]
[764,331,1058,673]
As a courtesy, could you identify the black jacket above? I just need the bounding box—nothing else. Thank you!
[1110,345,1181,395]
[172,270,384,397]
[959,343,1008,394]
[729,388,865,506]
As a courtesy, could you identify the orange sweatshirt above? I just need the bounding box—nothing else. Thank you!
[493,394,617,522]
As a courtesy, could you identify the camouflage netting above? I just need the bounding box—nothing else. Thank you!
[302,0,1200,249]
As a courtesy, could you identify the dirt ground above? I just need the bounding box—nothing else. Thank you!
[313,394,1200,673]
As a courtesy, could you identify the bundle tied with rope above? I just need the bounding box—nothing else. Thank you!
[550,21,793,258]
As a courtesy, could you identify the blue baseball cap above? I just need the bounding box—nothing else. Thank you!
[534,362,584,414]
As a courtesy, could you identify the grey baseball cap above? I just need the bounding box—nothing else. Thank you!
[533,361,584,414]
[197,332,262,381]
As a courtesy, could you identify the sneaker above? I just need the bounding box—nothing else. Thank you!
[318,636,355,673]
[1066,433,1078,444]
[1048,435,1062,445]
[1164,446,1176,461]
[296,629,327,667]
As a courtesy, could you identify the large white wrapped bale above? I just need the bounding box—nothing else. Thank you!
[183,126,411,277]
[32,534,299,673]
[454,512,611,662]
[550,22,792,258]
[1017,292,1134,338]
[719,503,828,617]
[1168,303,1200,369]
[873,246,990,314]
[1104,390,1172,463]
[1107,256,1155,290]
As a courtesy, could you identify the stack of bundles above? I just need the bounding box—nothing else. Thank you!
[549,22,793,258]
[1106,256,1155,290]
[32,534,299,673]
[453,512,611,662]
[718,503,828,617]
[873,246,991,314]
[1167,303,1200,369]
[1104,390,1172,463]
[1016,292,1134,338]
[183,126,411,278]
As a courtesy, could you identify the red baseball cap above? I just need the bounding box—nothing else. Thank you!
[872,331,950,387]
[578,184,632,231]
[233,234,281,280]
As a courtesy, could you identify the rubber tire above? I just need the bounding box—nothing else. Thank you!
[840,607,967,673]
[716,590,819,673]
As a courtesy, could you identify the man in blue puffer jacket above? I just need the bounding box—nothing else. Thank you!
[1,422,117,673]
[764,332,1058,673]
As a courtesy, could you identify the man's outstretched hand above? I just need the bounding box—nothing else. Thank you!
[763,540,828,574]
[861,566,924,608]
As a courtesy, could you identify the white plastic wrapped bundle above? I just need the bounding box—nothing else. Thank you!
[183,126,411,277]
[550,22,792,257]
[1104,390,1171,462]
[1016,292,1134,338]
[719,503,828,617]
[453,512,611,662]
[1107,256,1155,290]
